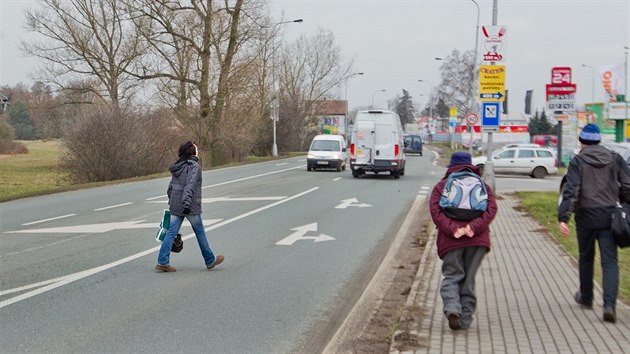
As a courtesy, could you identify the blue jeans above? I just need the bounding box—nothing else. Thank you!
[157,213,217,267]
[576,226,618,308]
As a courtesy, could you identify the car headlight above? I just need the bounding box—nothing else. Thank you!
[332,153,340,159]
[307,153,314,159]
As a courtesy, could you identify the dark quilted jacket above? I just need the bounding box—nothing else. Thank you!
[167,156,202,216]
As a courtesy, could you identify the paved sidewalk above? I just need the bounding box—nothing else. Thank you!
[390,193,630,354]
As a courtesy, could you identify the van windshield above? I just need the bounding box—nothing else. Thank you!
[311,140,340,151]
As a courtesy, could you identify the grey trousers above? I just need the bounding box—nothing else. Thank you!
[440,246,488,328]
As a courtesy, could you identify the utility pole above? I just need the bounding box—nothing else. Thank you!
[484,0,498,192]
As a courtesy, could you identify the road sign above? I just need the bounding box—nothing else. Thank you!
[450,107,458,118]
[481,25,507,62]
[466,113,479,125]
[481,102,500,128]
[546,83,576,112]
[608,102,629,120]
[479,65,506,102]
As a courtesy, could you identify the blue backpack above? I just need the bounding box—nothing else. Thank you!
[439,171,488,220]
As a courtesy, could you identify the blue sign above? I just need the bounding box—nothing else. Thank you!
[480,92,503,99]
[481,102,500,128]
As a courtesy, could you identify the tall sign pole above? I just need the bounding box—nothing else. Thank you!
[480,0,502,192]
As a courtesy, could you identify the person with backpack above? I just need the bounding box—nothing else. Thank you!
[156,141,225,272]
[558,123,630,323]
[429,152,498,330]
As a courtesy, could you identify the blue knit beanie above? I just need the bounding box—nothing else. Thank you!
[448,152,472,167]
[579,124,601,145]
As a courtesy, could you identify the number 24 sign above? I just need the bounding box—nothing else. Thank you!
[551,67,572,85]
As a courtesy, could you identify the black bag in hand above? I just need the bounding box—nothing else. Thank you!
[171,233,184,253]
[611,203,630,248]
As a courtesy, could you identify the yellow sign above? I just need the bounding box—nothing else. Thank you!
[450,107,458,118]
[479,65,506,102]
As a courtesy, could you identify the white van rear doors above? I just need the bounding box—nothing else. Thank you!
[354,120,375,165]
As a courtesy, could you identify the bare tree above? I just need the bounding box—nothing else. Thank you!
[124,0,268,165]
[276,28,353,151]
[435,49,475,119]
[22,0,144,106]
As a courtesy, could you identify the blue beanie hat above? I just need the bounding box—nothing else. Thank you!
[448,152,472,167]
[579,124,601,145]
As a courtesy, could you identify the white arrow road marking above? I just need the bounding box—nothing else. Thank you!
[0,187,319,310]
[334,198,372,209]
[146,196,286,204]
[22,214,76,226]
[276,222,335,246]
[6,219,222,234]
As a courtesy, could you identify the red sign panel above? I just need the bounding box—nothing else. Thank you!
[551,67,572,85]
[546,83,576,96]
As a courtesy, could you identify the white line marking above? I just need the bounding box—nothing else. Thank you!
[22,214,76,226]
[333,177,342,181]
[0,187,319,310]
[276,162,289,166]
[145,166,303,200]
[421,186,430,190]
[94,202,133,211]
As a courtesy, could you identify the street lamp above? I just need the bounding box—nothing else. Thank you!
[417,79,433,120]
[581,64,595,109]
[371,89,386,108]
[345,72,364,136]
[270,18,303,157]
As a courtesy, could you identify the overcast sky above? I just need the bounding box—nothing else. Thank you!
[2,0,629,116]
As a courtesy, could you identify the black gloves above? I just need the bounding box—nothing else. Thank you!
[183,207,190,215]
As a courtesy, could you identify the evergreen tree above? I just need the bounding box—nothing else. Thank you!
[395,89,415,125]
[8,101,35,140]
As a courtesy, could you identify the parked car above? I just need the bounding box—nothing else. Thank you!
[307,134,348,172]
[471,145,558,178]
[403,134,423,156]
[462,139,483,153]
[350,110,406,179]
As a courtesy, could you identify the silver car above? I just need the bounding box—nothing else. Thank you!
[472,145,558,178]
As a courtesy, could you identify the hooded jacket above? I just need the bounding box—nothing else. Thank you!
[167,156,203,216]
[429,164,498,259]
[558,144,630,228]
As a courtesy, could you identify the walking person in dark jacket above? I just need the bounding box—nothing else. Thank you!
[558,124,630,323]
[429,152,498,330]
[156,141,224,272]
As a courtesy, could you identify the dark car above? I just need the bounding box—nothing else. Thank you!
[403,134,423,156]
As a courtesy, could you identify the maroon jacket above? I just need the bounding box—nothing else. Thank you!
[429,164,498,259]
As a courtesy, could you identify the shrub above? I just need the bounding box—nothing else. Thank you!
[60,104,185,183]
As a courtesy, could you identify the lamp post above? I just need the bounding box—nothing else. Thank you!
[581,64,595,110]
[470,0,481,156]
[418,79,433,129]
[271,19,303,157]
[371,89,386,109]
[345,72,364,137]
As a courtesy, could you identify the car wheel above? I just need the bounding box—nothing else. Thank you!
[342,162,346,171]
[307,166,312,171]
[336,163,342,172]
[532,166,547,179]
[420,151,423,156]
[391,170,401,179]
[352,169,360,178]
[400,168,405,176]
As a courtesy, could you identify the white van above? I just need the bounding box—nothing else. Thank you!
[350,110,406,178]
[307,134,348,172]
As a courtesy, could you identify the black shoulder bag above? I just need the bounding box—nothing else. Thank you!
[611,153,630,248]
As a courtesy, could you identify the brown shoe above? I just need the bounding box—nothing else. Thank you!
[206,255,225,270]
[155,264,177,272]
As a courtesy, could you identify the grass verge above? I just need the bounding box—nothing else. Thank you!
[515,191,630,303]
[0,140,303,203]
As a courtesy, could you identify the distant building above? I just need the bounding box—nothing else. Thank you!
[310,99,348,137]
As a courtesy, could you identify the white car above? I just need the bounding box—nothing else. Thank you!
[307,134,348,172]
[471,145,558,178]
